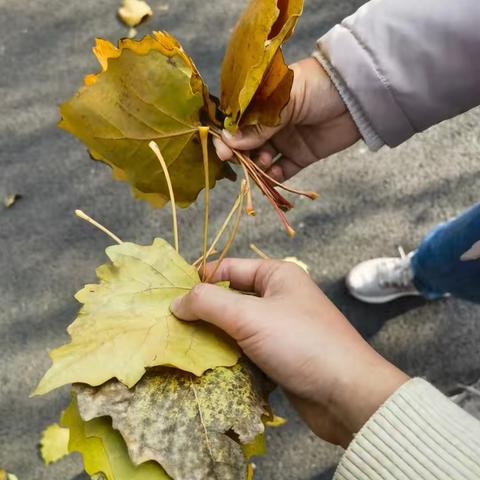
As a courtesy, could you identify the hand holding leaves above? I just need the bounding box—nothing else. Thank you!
[60,0,315,234]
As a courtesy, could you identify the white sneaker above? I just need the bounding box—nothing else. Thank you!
[346,248,420,304]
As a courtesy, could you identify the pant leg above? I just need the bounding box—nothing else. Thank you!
[411,203,480,303]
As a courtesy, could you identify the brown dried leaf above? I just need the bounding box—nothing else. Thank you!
[220,0,303,130]
[75,360,272,480]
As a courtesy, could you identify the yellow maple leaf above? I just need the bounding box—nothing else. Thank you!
[220,0,303,130]
[59,32,227,209]
[40,423,69,465]
[61,395,170,480]
[33,239,239,395]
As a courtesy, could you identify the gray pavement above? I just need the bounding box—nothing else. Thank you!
[1,0,479,479]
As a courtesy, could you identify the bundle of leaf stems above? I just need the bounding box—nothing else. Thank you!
[209,127,318,238]
[76,126,316,283]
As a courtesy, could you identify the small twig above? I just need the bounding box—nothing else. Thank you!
[199,126,210,281]
[75,209,123,244]
[149,141,179,253]
[249,243,270,259]
[206,181,247,282]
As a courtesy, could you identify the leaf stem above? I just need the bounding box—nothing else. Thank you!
[74,209,123,244]
[239,159,255,216]
[192,249,218,268]
[249,243,270,259]
[198,126,210,281]
[205,180,246,283]
[235,152,295,236]
[248,158,318,200]
[149,141,179,253]
[192,185,245,268]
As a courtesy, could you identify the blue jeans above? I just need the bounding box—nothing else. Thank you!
[411,203,480,303]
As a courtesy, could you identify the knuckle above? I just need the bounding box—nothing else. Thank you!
[260,259,306,291]
[189,283,208,305]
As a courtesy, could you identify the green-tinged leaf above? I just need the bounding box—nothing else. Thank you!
[61,396,170,480]
[33,239,239,395]
[60,32,227,208]
[75,360,272,480]
[0,469,18,480]
[263,415,287,427]
[241,433,265,460]
[220,0,303,130]
[40,423,69,465]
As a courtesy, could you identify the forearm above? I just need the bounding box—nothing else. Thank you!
[334,378,480,480]
[316,0,480,149]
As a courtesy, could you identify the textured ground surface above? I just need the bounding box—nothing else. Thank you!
[1,0,479,479]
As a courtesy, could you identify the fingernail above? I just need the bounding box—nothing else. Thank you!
[212,136,233,161]
[170,295,183,314]
[222,128,241,142]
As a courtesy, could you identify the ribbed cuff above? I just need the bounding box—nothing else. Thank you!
[335,378,480,480]
[312,50,384,152]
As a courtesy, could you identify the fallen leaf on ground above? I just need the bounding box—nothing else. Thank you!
[220,0,303,130]
[283,256,309,273]
[59,32,227,208]
[0,470,18,480]
[40,423,69,465]
[75,360,271,480]
[263,415,287,427]
[61,395,170,480]
[118,0,153,27]
[4,193,22,208]
[33,238,239,396]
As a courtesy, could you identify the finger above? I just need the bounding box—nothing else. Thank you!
[202,258,271,293]
[253,143,277,171]
[270,125,317,170]
[266,157,302,182]
[300,113,360,158]
[222,123,283,151]
[212,136,234,161]
[170,283,258,340]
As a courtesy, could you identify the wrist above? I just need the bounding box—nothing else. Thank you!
[290,57,346,125]
[330,351,409,447]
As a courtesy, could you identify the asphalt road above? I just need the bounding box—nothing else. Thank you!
[1,0,479,479]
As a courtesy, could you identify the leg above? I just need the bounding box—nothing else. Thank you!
[412,203,480,303]
[346,203,480,304]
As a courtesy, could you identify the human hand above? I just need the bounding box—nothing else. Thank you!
[170,259,408,447]
[214,58,361,182]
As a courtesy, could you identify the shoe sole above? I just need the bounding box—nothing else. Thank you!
[348,289,421,304]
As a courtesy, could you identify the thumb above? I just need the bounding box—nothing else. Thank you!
[170,283,257,341]
[222,123,283,151]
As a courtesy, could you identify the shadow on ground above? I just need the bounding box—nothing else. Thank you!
[323,278,428,339]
